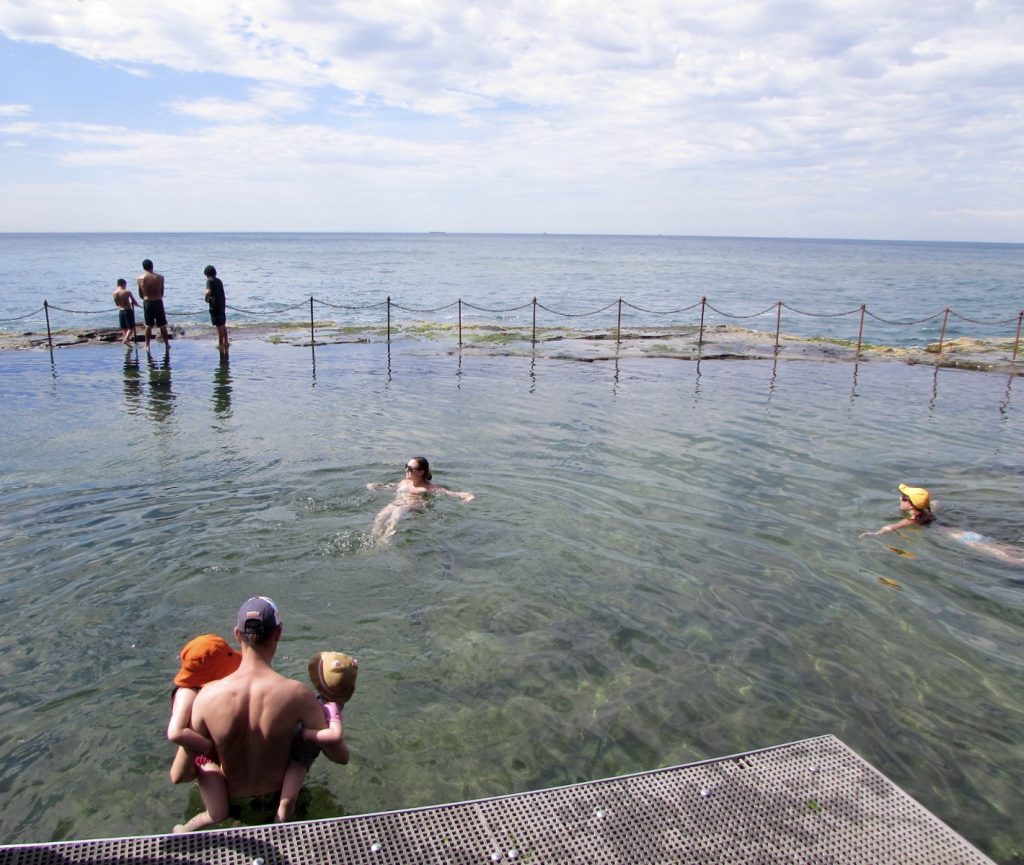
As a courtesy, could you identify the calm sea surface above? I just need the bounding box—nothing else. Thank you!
[0,235,1022,862]
[1,233,1022,344]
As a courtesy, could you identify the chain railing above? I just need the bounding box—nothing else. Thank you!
[5,296,1022,362]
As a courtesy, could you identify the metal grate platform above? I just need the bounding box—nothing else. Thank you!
[0,735,994,865]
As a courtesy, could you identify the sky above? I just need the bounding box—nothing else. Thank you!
[0,1,1022,241]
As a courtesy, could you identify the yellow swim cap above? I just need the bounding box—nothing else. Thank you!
[898,483,930,510]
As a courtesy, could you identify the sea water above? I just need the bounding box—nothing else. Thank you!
[1,233,1022,345]
[0,234,1022,862]
[0,330,1021,861]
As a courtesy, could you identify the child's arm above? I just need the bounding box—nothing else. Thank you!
[860,518,914,538]
[302,702,350,763]
[167,688,214,755]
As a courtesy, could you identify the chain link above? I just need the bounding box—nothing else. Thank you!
[864,309,944,326]
[6,298,1022,345]
[535,300,618,317]
[0,306,46,322]
[704,301,779,320]
[621,299,704,315]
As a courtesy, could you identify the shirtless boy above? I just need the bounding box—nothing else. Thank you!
[112,278,140,346]
[137,259,170,350]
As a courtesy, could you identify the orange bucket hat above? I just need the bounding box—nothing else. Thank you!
[174,634,241,688]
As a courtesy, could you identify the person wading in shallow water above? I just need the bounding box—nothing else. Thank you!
[182,597,339,831]
[137,259,170,351]
[203,264,229,356]
[112,278,140,346]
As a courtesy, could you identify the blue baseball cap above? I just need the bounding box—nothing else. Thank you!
[236,596,281,637]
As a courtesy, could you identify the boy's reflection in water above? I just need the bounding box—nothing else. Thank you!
[212,355,233,418]
[122,348,143,415]
[146,347,174,423]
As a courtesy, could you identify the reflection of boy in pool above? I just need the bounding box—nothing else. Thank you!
[861,483,1024,565]
[276,651,356,823]
[366,457,474,544]
[167,634,240,832]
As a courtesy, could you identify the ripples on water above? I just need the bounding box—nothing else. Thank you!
[0,339,1021,861]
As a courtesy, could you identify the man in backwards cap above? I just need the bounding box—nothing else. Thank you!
[190,596,329,822]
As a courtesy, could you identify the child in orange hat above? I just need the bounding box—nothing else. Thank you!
[167,634,240,833]
[275,651,357,823]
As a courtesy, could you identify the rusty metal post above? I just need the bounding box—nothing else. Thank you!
[1013,310,1023,362]
[936,307,949,355]
[698,296,706,351]
[856,304,866,356]
[774,301,782,350]
[44,300,54,352]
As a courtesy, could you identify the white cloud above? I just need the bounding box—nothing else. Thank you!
[0,103,32,116]
[0,0,1022,237]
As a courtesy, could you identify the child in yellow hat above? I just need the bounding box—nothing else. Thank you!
[167,634,240,833]
[861,484,1024,565]
[276,651,358,823]
[860,484,934,536]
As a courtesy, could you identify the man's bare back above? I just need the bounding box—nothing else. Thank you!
[137,268,165,301]
[192,661,323,797]
[190,598,326,799]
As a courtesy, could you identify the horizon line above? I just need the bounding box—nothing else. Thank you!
[0,230,1020,247]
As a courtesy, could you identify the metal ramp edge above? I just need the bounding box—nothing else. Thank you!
[0,734,995,865]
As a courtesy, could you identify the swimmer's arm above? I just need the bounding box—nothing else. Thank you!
[860,518,914,538]
[431,484,475,502]
[366,481,396,491]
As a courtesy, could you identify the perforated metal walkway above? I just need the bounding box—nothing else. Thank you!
[0,735,994,865]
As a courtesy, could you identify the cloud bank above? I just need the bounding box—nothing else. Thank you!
[1,0,1022,239]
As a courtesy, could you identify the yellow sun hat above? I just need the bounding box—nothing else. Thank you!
[898,483,930,510]
[308,651,359,704]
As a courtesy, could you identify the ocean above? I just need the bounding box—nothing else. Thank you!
[0,234,1022,862]
[1,233,1022,345]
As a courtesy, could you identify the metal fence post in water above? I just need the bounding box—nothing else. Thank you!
[698,296,706,352]
[458,299,462,346]
[309,296,315,345]
[937,307,950,355]
[774,301,782,350]
[856,304,866,356]
[616,298,622,344]
[386,295,391,346]
[532,297,537,346]
[44,300,53,352]
[1014,310,1023,362]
